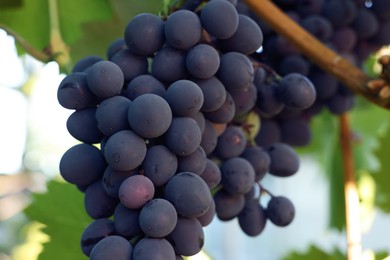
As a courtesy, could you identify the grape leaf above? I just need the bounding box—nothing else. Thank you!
[0,0,113,56]
[326,136,345,231]
[372,123,390,213]
[282,244,388,260]
[69,0,164,64]
[298,98,390,229]
[0,0,50,54]
[24,180,91,260]
[0,0,164,69]
[282,245,344,260]
[0,0,22,8]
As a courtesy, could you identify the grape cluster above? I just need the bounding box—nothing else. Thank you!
[228,0,390,149]
[255,0,390,110]
[57,0,316,259]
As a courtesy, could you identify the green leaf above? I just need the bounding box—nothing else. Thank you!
[0,0,23,8]
[0,0,50,53]
[295,111,346,230]
[373,122,390,213]
[24,180,91,260]
[328,138,346,231]
[69,0,164,64]
[0,0,164,68]
[283,245,389,260]
[296,110,338,172]
[282,245,345,260]
[0,0,113,53]
[57,0,113,45]
[357,171,376,232]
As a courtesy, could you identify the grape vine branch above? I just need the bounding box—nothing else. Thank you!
[243,0,390,111]
[339,113,362,260]
[0,23,51,63]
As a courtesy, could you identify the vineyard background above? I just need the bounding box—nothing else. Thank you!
[1,0,390,259]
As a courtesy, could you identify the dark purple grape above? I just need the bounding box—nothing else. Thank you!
[240,146,270,181]
[197,199,216,227]
[165,117,202,156]
[103,130,147,171]
[229,83,257,116]
[267,196,295,227]
[267,143,300,177]
[80,218,116,256]
[218,14,263,55]
[296,0,324,16]
[220,157,255,195]
[132,238,176,260]
[300,15,333,42]
[72,55,103,73]
[352,8,379,39]
[200,120,218,155]
[279,54,310,76]
[256,82,285,117]
[106,38,126,60]
[188,111,206,134]
[165,80,204,116]
[124,13,165,56]
[371,0,390,21]
[102,166,139,198]
[164,172,212,218]
[216,126,247,159]
[84,180,119,219]
[59,144,106,186]
[326,93,355,114]
[177,147,207,175]
[331,27,357,53]
[276,73,316,110]
[200,159,221,189]
[166,217,204,256]
[193,77,227,113]
[66,107,104,144]
[255,118,281,148]
[204,92,236,124]
[118,175,155,209]
[186,44,220,79]
[217,52,254,91]
[309,69,338,100]
[86,61,124,98]
[125,74,166,101]
[142,145,178,187]
[180,0,202,11]
[113,203,142,239]
[371,20,390,45]
[279,117,312,147]
[139,198,178,238]
[165,9,202,50]
[151,46,188,83]
[57,72,97,110]
[90,235,132,260]
[238,199,267,236]
[322,0,357,28]
[110,49,149,82]
[128,94,172,138]
[95,96,131,136]
[200,0,239,39]
[214,189,245,221]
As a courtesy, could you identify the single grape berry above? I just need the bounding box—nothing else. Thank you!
[266,196,295,227]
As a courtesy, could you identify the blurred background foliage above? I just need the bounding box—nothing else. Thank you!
[0,0,390,260]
